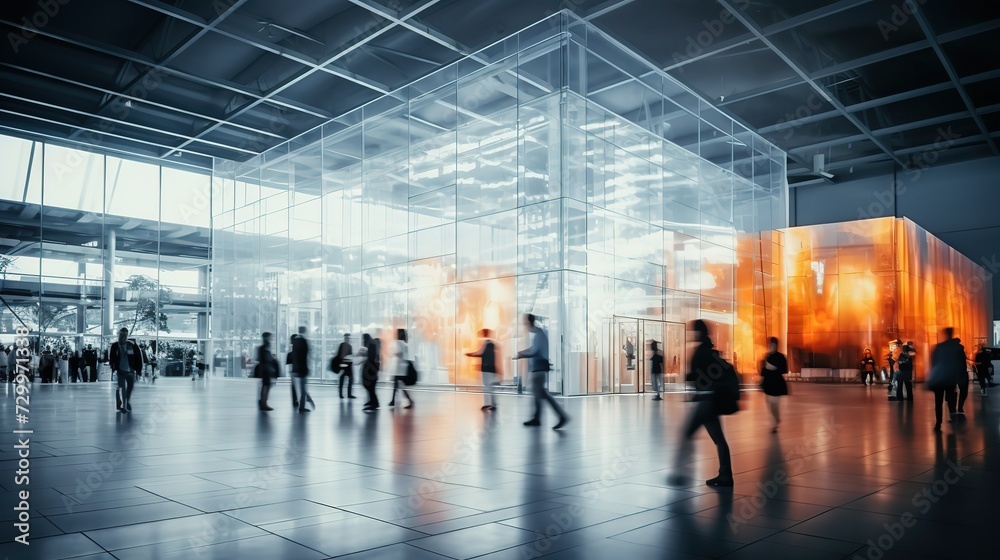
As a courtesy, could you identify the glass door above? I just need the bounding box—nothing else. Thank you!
[663,322,686,391]
[612,317,639,393]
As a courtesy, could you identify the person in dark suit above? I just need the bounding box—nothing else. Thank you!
[332,333,355,399]
[760,337,789,433]
[930,328,965,431]
[361,334,380,411]
[466,329,499,411]
[68,350,81,383]
[256,332,278,411]
[110,328,143,412]
[290,326,314,412]
[895,342,915,402]
[83,344,98,382]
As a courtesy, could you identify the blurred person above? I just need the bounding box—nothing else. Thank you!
[290,326,314,412]
[83,344,98,382]
[39,346,55,383]
[515,314,569,429]
[955,338,971,416]
[895,341,915,402]
[68,350,81,383]
[887,339,902,392]
[649,340,665,401]
[110,328,142,413]
[975,345,991,396]
[7,345,16,383]
[0,345,7,382]
[466,329,499,411]
[332,333,355,399]
[389,328,414,409]
[859,348,876,385]
[928,328,965,431]
[623,335,636,370]
[760,337,789,433]
[57,350,69,383]
[360,333,381,411]
[255,332,279,411]
[670,319,739,488]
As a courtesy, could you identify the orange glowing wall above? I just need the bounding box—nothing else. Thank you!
[735,230,786,381]
[782,217,992,378]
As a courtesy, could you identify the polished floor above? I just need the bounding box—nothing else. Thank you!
[1,378,995,559]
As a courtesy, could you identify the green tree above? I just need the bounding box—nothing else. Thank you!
[123,274,173,335]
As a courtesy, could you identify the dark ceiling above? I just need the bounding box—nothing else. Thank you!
[1,0,998,184]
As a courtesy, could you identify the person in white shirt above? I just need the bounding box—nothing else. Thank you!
[388,329,414,408]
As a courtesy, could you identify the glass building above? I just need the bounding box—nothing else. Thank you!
[0,134,211,375]
[210,11,788,395]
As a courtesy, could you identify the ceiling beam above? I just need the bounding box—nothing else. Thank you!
[909,1,999,156]
[163,0,444,158]
[665,0,873,72]
[717,0,906,168]
[0,63,284,141]
[0,17,332,120]
[584,0,640,21]
[0,91,259,156]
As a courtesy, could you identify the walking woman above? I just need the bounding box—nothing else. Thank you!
[255,332,279,411]
[389,328,414,408]
[361,333,381,411]
[671,319,738,488]
[760,337,789,433]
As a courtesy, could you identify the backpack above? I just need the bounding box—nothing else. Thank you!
[713,353,740,415]
[403,360,419,386]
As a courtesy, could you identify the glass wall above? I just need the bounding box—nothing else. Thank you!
[0,134,211,378]
[784,217,992,378]
[211,11,788,394]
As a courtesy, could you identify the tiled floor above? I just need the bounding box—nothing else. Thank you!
[1,378,995,559]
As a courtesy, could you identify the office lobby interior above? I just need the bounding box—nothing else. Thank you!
[1,0,999,558]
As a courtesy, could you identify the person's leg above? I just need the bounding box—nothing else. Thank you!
[526,370,543,423]
[116,373,127,410]
[389,377,400,405]
[977,368,989,395]
[538,374,567,424]
[339,371,347,398]
[934,389,944,427]
[124,373,135,409]
[957,378,969,413]
[346,370,354,398]
[291,377,299,408]
[703,413,733,482]
[945,387,957,418]
[767,395,780,429]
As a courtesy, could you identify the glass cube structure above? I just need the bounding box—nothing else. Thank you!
[210,11,788,394]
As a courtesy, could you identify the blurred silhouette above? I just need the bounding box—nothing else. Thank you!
[760,336,789,433]
[361,333,381,411]
[860,348,876,385]
[466,328,499,411]
[84,343,98,382]
[68,350,81,383]
[291,326,314,412]
[623,335,636,370]
[671,319,738,488]
[928,327,965,431]
[389,329,414,409]
[975,345,991,396]
[649,340,664,401]
[39,346,55,383]
[332,333,355,399]
[895,341,915,402]
[255,332,279,411]
[515,314,568,430]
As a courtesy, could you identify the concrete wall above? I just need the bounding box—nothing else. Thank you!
[791,156,1000,318]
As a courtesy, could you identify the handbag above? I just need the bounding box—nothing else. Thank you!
[403,360,419,386]
[925,363,949,390]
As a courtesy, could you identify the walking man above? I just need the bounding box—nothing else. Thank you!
[515,314,569,430]
[110,328,142,412]
[291,326,314,412]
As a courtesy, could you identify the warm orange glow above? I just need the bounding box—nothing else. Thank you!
[782,217,991,378]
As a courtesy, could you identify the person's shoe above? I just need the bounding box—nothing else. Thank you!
[404,402,414,409]
[488,405,497,411]
[652,395,662,401]
[259,404,273,411]
[126,403,132,411]
[481,405,492,410]
[339,394,344,399]
[388,401,395,407]
[705,476,734,487]
[348,395,357,399]
[553,417,570,430]
[298,408,310,413]
[523,419,541,427]
[982,389,988,396]
[293,401,299,409]
[956,410,966,416]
